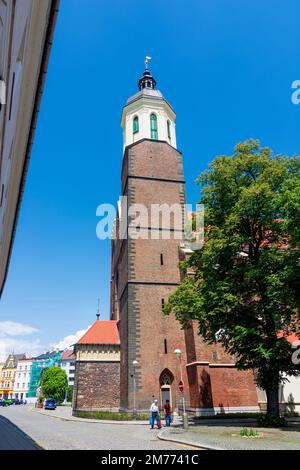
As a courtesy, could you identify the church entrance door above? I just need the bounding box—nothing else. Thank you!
[161,386,171,405]
[159,370,174,409]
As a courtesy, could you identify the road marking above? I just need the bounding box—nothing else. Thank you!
[176,443,202,450]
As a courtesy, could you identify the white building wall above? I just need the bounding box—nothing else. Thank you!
[60,360,76,387]
[281,375,300,414]
[257,375,300,414]
[13,359,32,399]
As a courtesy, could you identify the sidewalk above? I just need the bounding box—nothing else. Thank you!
[158,422,300,450]
[32,405,183,427]
[31,406,149,425]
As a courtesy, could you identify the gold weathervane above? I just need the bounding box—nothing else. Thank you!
[145,55,152,68]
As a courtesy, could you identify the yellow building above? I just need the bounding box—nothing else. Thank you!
[0,354,25,399]
[0,364,3,392]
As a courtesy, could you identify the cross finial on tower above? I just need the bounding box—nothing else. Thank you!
[96,297,100,320]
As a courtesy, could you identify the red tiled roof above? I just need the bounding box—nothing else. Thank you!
[76,320,120,345]
[61,349,76,361]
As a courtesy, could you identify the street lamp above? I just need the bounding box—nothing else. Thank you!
[132,360,138,417]
[174,349,188,429]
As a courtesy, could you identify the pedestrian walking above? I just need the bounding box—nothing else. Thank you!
[149,399,161,429]
[163,399,172,427]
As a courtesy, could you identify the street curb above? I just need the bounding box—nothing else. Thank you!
[31,408,150,425]
[157,429,224,451]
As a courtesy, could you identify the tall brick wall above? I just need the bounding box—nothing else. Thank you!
[126,283,188,410]
[73,361,120,411]
[209,367,258,409]
[115,139,189,411]
[186,321,238,365]
[185,323,258,410]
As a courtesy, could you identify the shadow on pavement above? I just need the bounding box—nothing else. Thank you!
[191,418,300,431]
[0,415,42,450]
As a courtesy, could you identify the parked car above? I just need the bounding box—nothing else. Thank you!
[44,398,56,410]
[4,399,13,406]
[0,399,6,407]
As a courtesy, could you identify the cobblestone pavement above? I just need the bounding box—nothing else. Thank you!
[159,423,300,450]
[0,406,196,450]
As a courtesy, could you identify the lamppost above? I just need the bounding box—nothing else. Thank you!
[132,360,138,418]
[174,349,188,429]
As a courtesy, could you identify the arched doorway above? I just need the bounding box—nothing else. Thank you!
[159,369,174,409]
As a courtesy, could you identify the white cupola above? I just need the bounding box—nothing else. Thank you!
[121,65,177,153]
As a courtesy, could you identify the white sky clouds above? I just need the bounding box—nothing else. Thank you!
[0,321,40,362]
[0,321,39,337]
[0,321,90,362]
[49,327,90,351]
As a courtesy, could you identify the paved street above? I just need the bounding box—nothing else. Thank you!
[0,414,41,450]
[0,406,192,450]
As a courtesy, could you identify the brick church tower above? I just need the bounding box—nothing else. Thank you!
[110,63,259,414]
[110,64,189,411]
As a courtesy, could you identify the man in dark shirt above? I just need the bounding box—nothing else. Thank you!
[164,399,172,427]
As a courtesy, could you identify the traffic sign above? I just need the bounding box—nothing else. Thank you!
[179,380,184,393]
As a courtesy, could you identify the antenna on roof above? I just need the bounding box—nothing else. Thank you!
[96,298,100,320]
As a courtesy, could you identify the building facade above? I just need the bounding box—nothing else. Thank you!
[60,349,76,388]
[110,66,259,414]
[0,353,25,399]
[72,319,120,413]
[0,0,59,296]
[13,358,32,400]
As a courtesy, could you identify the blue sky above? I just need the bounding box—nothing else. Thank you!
[0,0,300,358]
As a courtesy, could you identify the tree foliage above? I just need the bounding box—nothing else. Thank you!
[67,385,73,403]
[165,139,300,416]
[41,367,68,404]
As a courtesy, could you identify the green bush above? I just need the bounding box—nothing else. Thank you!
[256,414,286,428]
[75,410,149,421]
[240,428,260,437]
[67,385,73,403]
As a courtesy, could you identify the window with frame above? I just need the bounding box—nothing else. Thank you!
[133,116,139,134]
[167,120,171,140]
[150,113,158,140]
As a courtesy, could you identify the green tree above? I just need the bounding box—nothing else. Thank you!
[165,139,300,418]
[41,367,68,404]
[67,385,73,403]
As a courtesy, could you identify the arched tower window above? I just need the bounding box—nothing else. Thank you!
[133,116,139,134]
[167,120,171,140]
[150,113,158,140]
